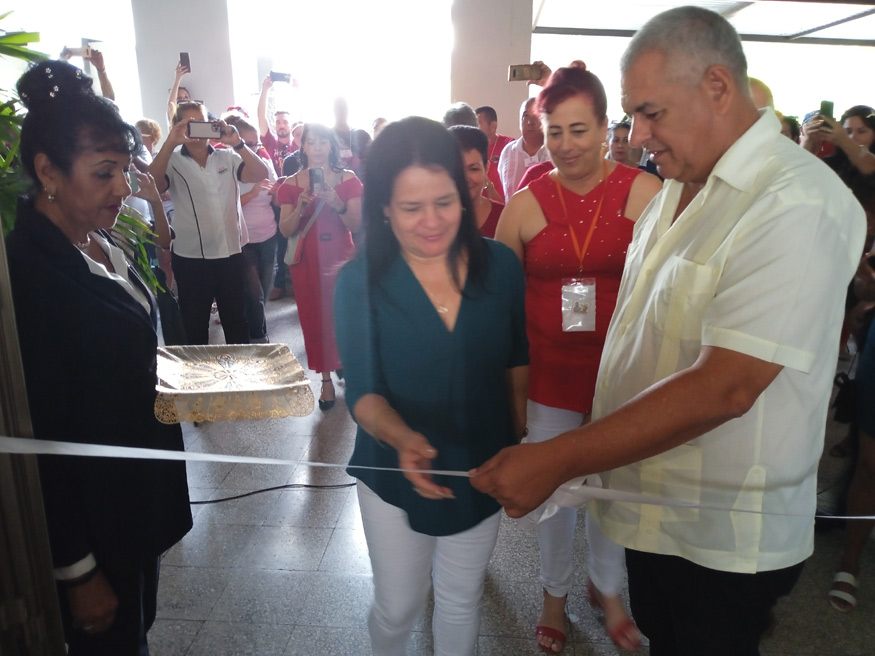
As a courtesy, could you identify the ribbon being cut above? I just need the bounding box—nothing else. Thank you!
[1,436,870,522]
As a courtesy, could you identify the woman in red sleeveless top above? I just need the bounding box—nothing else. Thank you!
[496,62,661,654]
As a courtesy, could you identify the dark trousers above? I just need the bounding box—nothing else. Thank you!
[172,252,249,345]
[626,549,803,656]
[60,556,160,656]
[242,239,275,341]
[272,207,290,290]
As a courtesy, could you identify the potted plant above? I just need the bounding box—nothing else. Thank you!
[0,11,44,237]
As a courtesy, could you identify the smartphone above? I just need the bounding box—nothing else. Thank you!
[187,121,221,139]
[819,100,834,120]
[309,167,324,192]
[65,45,92,58]
[270,71,292,83]
[508,64,541,82]
[127,170,140,193]
[180,51,191,72]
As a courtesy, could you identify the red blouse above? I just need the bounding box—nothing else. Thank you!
[524,163,642,413]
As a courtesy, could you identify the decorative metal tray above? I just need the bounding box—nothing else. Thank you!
[154,344,314,424]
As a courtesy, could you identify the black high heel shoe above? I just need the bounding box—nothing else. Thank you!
[318,378,335,411]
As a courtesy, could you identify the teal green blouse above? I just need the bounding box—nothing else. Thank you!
[334,239,529,536]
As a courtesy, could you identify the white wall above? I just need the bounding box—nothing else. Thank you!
[451,0,534,138]
[2,0,142,122]
[131,0,237,128]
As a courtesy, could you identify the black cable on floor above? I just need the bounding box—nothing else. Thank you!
[191,481,356,505]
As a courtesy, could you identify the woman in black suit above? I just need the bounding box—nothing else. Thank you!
[6,60,192,655]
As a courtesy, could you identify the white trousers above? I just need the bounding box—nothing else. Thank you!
[527,400,626,597]
[357,481,501,656]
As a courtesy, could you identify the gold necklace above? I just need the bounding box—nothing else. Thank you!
[427,290,449,314]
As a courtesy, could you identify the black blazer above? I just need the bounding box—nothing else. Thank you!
[5,199,192,569]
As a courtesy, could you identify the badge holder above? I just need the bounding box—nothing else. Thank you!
[561,277,596,331]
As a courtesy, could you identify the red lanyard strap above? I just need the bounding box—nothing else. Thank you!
[553,160,609,273]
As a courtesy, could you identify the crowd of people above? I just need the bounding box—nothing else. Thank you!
[6,5,875,655]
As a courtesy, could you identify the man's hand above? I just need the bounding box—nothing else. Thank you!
[470,441,568,517]
[261,75,274,93]
[800,115,828,153]
[175,60,190,80]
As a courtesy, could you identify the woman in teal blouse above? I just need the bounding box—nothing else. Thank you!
[334,117,529,656]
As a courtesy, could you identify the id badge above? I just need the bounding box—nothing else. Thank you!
[561,277,596,332]
[339,148,353,161]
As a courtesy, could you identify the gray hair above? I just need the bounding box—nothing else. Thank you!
[442,102,478,128]
[621,6,749,92]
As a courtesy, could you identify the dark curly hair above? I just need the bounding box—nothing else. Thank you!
[17,59,140,191]
[825,105,875,210]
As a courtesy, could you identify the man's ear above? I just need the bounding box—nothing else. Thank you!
[702,64,735,116]
[33,152,60,192]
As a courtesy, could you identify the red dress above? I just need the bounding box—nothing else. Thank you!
[478,199,504,239]
[525,163,642,413]
[276,175,363,372]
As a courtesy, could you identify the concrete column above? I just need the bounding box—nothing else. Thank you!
[451,0,534,138]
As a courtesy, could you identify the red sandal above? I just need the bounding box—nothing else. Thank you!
[535,624,566,654]
[587,580,641,651]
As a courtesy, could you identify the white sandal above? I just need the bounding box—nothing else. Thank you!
[828,571,859,612]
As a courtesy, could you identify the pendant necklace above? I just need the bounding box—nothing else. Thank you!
[427,290,449,314]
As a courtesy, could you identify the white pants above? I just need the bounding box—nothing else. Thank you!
[357,481,501,656]
[527,400,626,597]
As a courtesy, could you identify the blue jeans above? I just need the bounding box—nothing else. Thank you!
[243,239,275,341]
[272,208,290,290]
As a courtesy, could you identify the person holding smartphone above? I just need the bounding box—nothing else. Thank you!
[149,101,269,345]
[276,123,363,410]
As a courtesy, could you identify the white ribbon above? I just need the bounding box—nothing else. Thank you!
[2,436,870,520]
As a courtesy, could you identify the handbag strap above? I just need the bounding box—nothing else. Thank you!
[295,198,327,241]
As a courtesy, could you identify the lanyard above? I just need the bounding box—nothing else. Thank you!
[553,160,609,273]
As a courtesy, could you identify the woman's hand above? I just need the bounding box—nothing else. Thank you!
[131,170,162,204]
[216,120,242,148]
[175,60,189,80]
[817,115,846,146]
[396,432,454,499]
[66,571,118,635]
[166,116,196,149]
[85,48,106,72]
[298,188,316,208]
[314,186,345,213]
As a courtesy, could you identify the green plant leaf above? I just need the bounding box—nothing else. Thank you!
[0,43,45,62]
[0,31,39,45]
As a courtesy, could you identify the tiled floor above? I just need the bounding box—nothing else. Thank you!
[149,293,875,655]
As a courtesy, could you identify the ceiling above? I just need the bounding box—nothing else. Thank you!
[533,0,875,46]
